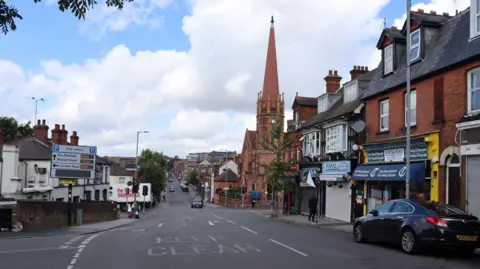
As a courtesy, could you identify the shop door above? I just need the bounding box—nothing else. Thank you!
[447,155,461,207]
[351,183,365,221]
[467,156,480,217]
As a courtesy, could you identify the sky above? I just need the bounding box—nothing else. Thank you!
[0,0,471,158]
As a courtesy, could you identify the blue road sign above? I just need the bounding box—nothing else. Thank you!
[53,145,60,152]
[89,147,96,154]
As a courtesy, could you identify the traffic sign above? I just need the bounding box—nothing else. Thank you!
[50,144,97,179]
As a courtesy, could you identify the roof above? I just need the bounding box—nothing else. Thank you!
[214,169,238,182]
[292,96,317,109]
[110,162,131,176]
[402,10,452,31]
[364,8,480,100]
[302,70,375,129]
[247,130,256,150]
[376,28,405,48]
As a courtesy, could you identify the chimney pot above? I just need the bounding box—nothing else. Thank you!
[54,124,60,130]
[328,70,333,75]
[353,65,357,70]
[334,70,338,75]
[430,10,436,15]
[42,119,46,125]
[418,8,424,13]
[391,26,397,30]
[37,119,41,126]
[443,12,449,16]
[61,124,65,130]
[365,66,369,71]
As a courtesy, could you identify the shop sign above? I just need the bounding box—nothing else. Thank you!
[352,162,425,182]
[368,146,428,162]
[460,128,480,155]
[321,161,351,174]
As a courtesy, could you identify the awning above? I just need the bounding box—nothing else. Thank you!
[319,174,347,182]
[362,138,426,152]
[352,162,425,182]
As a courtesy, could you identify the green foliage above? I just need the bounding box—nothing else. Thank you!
[186,169,198,186]
[226,187,241,198]
[258,117,297,191]
[0,117,34,141]
[138,149,167,197]
[0,0,135,34]
[166,158,174,171]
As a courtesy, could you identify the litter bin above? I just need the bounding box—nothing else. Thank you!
[76,209,83,225]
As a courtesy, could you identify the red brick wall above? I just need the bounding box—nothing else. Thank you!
[364,60,480,203]
[15,201,118,230]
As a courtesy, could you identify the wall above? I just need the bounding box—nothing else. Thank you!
[219,161,238,175]
[364,60,480,203]
[325,182,351,222]
[110,175,133,184]
[14,200,118,230]
[1,145,22,198]
[51,184,110,202]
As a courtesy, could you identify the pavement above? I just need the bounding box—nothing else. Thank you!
[0,180,478,269]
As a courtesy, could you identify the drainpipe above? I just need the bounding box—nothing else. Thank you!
[23,161,28,189]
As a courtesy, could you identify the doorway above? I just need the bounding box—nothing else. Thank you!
[446,154,461,207]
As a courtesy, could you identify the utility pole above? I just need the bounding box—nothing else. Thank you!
[225,150,228,207]
[405,0,412,200]
[135,131,149,209]
[31,97,45,124]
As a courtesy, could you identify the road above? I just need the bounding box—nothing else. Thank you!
[0,181,478,269]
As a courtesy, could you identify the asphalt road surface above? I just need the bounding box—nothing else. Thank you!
[1,181,479,269]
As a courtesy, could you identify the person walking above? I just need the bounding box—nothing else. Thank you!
[308,195,317,222]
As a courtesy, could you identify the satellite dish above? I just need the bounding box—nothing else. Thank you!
[351,120,365,133]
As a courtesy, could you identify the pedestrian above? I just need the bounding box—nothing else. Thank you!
[308,195,317,222]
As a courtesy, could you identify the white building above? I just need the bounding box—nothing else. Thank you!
[219,160,238,175]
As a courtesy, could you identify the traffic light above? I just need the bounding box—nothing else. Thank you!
[142,185,148,196]
[132,182,139,193]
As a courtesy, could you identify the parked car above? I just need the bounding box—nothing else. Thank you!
[353,199,480,254]
[191,199,203,208]
[169,186,175,192]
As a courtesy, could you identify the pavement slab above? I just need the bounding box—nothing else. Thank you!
[1,181,477,269]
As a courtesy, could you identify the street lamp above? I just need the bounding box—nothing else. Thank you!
[31,97,45,124]
[405,0,412,200]
[134,131,149,210]
[220,149,229,207]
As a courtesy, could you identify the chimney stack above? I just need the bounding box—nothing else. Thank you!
[51,124,63,145]
[350,65,369,80]
[33,119,49,145]
[60,124,68,145]
[324,70,342,93]
[70,131,79,146]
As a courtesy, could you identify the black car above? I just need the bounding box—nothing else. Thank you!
[353,199,480,254]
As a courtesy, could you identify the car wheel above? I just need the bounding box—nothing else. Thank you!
[353,224,365,243]
[400,228,418,254]
[456,247,476,256]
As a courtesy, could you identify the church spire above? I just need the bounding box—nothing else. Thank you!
[261,16,279,102]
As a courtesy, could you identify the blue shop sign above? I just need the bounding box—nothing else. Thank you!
[322,161,351,174]
[352,162,425,182]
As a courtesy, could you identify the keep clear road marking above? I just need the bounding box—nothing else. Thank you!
[241,226,258,235]
[208,221,215,226]
[269,239,308,257]
[158,223,164,228]
[226,219,236,225]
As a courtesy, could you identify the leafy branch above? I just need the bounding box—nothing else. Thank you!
[0,0,135,35]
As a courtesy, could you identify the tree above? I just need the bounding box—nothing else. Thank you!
[258,117,297,218]
[0,0,136,35]
[186,169,198,186]
[0,117,34,142]
[138,149,167,199]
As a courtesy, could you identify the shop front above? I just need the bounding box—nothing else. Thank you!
[354,134,439,215]
[456,122,480,217]
[299,164,324,215]
[319,160,351,222]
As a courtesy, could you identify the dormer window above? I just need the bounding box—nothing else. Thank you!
[344,81,358,103]
[410,29,421,61]
[384,44,393,74]
[318,96,327,113]
[471,0,480,39]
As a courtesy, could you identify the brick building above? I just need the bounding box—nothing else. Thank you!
[353,6,480,215]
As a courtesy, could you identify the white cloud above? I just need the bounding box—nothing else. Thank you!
[1,0,467,157]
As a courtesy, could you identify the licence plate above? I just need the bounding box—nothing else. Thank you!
[456,235,478,241]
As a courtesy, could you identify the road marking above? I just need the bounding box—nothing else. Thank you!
[208,221,215,226]
[241,226,258,235]
[0,247,79,254]
[132,229,146,232]
[65,233,102,269]
[226,220,236,225]
[268,239,308,257]
[214,215,223,219]
[60,235,84,249]
[158,223,164,228]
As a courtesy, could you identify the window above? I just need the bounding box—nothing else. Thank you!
[468,68,480,113]
[384,44,393,74]
[380,99,389,131]
[410,29,421,61]
[118,177,126,184]
[404,90,417,126]
[303,131,321,156]
[471,0,480,39]
[391,202,415,213]
[325,124,347,153]
[344,81,358,103]
[375,201,393,214]
[318,97,327,113]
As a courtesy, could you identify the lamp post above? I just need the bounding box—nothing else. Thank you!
[31,97,45,124]
[405,0,412,200]
[135,131,149,209]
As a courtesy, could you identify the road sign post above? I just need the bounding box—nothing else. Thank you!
[67,184,72,226]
